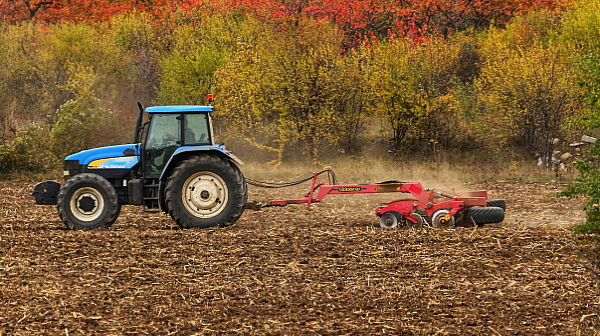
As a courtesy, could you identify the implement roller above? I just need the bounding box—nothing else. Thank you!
[246,169,505,228]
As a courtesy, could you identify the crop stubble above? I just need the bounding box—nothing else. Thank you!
[0,180,599,335]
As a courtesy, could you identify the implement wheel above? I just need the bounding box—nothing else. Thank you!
[380,212,400,228]
[406,213,424,230]
[165,154,247,229]
[57,173,121,229]
[432,209,455,228]
[486,199,506,211]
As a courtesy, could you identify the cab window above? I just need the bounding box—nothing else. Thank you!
[146,114,181,148]
[183,113,211,145]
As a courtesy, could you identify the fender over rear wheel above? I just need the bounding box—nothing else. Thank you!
[165,154,247,229]
[57,173,121,229]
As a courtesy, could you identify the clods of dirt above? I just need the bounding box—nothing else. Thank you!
[0,180,598,335]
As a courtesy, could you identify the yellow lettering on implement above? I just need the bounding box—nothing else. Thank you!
[337,187,363,192]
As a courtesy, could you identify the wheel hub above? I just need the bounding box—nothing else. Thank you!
[69,187,105,222]
[200,190,210,200]
[432,210,455,227]
[183,172,229,218]
[78,196,96,212]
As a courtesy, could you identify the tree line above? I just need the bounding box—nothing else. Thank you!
[0,0,597,175]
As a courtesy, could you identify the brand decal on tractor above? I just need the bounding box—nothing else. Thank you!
[88,156,139,169]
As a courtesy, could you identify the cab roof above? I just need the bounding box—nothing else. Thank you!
[145,105,213,113]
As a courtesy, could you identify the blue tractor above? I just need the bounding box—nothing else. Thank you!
[33,101,247,229]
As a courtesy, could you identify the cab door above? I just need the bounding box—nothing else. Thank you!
[143,113,181,179]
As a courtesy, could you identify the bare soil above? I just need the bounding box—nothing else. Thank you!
[1,179,599,335]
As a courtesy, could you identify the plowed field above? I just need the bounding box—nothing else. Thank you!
[1,180,599,335]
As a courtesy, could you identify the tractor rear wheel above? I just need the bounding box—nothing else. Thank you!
[57,173,121,229]
[165,154,247,229]
[462,206,505,227]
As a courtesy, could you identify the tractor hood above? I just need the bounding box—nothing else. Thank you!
[65,144,140,166]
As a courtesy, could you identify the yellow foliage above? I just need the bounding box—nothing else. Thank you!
[368,37,461,152]
[215,18,366,163]
[477,20,580,163]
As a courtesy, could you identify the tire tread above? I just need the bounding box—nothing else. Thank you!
[463,206,505,227]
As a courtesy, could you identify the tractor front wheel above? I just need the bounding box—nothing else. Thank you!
[165,155,247,229]
[57,173,121,229]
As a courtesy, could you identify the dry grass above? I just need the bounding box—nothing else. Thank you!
[241,156,571,186]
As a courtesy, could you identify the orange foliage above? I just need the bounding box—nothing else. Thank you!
[0,0,567,42]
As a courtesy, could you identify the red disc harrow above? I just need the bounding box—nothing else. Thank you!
[248,169,505,228]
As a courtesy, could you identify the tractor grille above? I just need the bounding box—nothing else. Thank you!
[64,160,80,179]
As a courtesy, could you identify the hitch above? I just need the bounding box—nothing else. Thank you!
[244,201,263,211]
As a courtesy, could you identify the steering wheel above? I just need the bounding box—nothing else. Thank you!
[162,132,177,145]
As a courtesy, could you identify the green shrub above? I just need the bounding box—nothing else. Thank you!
[557,0,600,233]
[557,144,600,233]
[0,126,57,178]
[50,64,112,159]
[368,37,463,154]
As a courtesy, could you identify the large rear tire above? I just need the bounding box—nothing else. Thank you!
[165,154,246,229]
[57,173,121,230]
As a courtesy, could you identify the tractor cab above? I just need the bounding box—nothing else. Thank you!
[141,106,213,179]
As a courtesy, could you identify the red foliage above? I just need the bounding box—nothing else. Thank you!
[0,0,188,23]
[222,0,566,46]
[0,0,567,43]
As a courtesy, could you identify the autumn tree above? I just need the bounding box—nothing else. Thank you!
[216,18,366,162]
[367,36,461,153]
[0,0,54,22]
[227,0,563,47]
[157,12,263,105]
[111,13,163,104]
[50,64,113,159]
[477,12,579,166]
[1,0,562,45]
